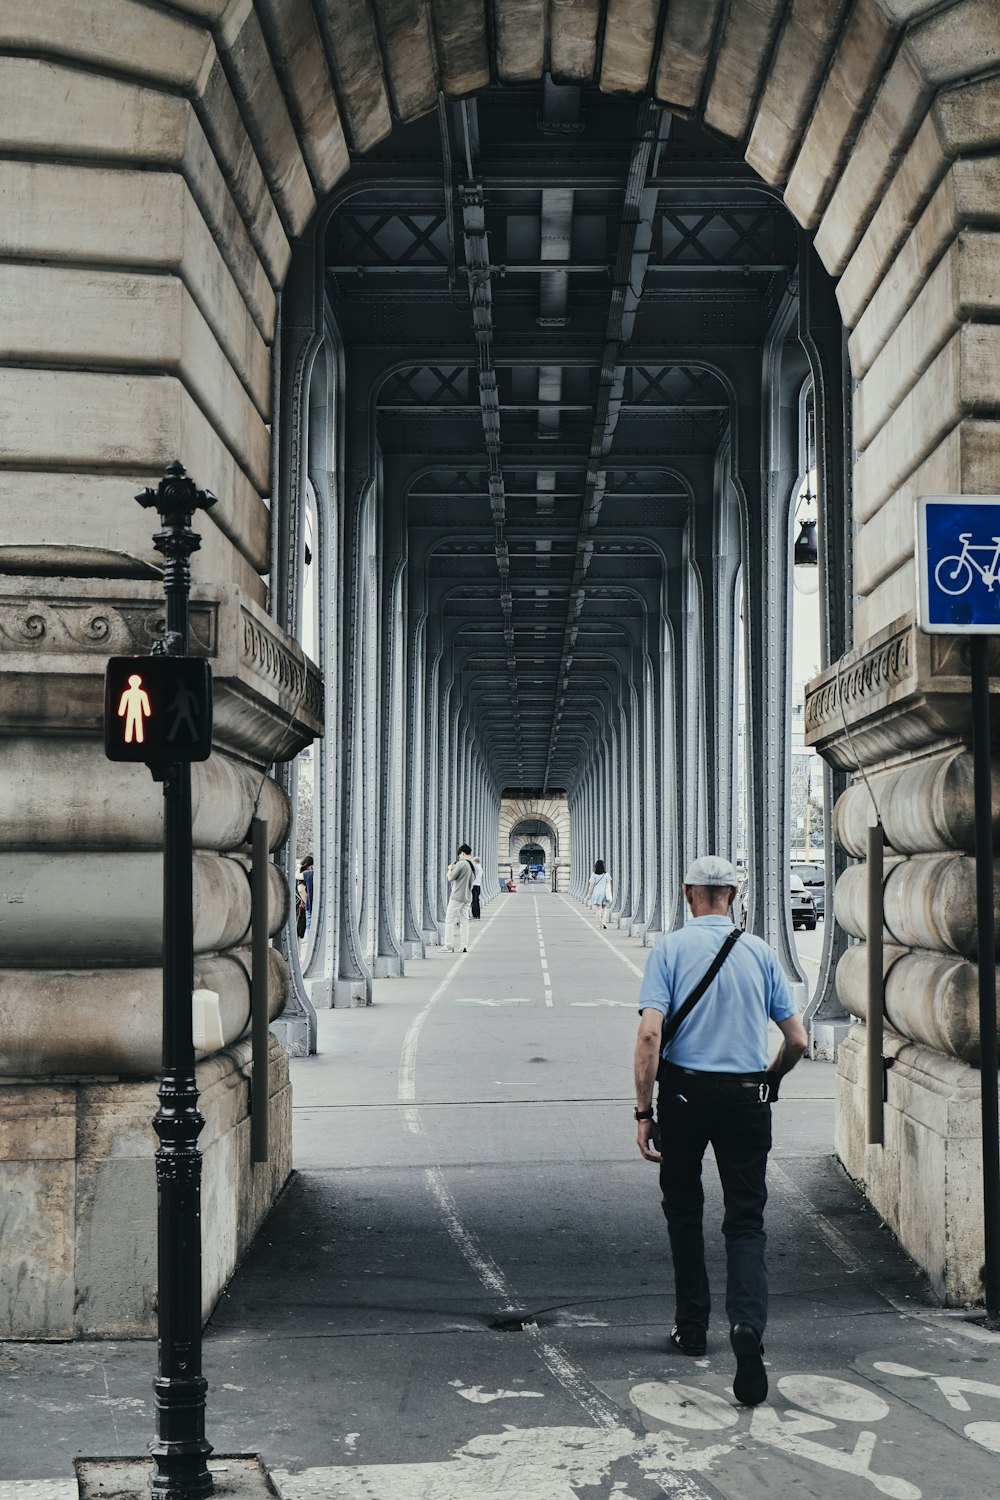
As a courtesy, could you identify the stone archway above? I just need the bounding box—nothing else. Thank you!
[4,1,1000,1331]
[498,798,571,890]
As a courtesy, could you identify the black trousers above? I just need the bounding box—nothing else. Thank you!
[656,1066,772,1340]
[470,884,481,919]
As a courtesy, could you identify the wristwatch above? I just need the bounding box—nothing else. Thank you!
[634,1107,655,1122]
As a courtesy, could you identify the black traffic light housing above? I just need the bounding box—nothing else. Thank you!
[104,656,213,763]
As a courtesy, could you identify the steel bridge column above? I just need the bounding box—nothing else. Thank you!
[633,661,654,938]
[683,554,706,883]
[577,772,588,899]
[664,584,688,933]
[422,638,443,940]
[374,493,407,976]
[333,374,376,1005]
[626,684,643,934]
[266,243,323,1044]
[799,242,853,1033]
[402,610,427,956]
[738,303,807,988]
[694,451,740,864]
[611,715,625,928]
[642,643,664,942]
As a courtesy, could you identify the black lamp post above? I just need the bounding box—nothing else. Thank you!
[794,514,819,567]
[793,395,820,587]
[136,460,217,1499]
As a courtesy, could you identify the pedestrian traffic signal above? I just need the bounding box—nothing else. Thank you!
[104,656,213,763]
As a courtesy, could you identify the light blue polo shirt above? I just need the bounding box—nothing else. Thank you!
[637,915,796,1072]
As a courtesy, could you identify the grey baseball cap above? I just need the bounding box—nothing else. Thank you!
[683,855,739,887]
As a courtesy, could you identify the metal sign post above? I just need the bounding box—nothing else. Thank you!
[917,495,1000,1327]
[136,461,217,1496]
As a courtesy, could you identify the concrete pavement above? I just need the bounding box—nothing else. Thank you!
[2,889,999,1498]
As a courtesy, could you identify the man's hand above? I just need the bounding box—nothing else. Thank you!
[767,1012,809,1097]
[636,1117,661,1162]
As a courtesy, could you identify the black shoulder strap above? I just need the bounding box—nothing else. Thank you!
[662,929,742,1048]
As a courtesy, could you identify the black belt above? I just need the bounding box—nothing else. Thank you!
[662,1062,768,1085]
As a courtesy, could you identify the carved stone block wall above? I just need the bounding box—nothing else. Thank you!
[806,613,1000,1300]
[0,1038,291,1338]
[0,572,320,1333]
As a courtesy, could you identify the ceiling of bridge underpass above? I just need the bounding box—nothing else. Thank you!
[324,83,800,793]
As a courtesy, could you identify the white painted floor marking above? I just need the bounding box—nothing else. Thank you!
[397,901,506,1133]
[631,1382,738,1431]
[424,1164,514,1306]
[776,1374,889,1422]
[873,1360,1000,1460]
[449,1381,544,1403]
[630,1374,923,1499]
[556,895,645,978]
[272,1415,788,1499]
[569,999,634,1007]
[964,1420,1000,1453]
[749,1406,920,1499]
[279,1351,1000,1500]
[451,996,533,1005]
[534,897,556,1009]
[873,1360,1000,1410]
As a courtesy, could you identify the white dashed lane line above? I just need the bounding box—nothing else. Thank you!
[532,897,554,1006]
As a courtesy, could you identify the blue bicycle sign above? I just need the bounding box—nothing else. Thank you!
[917,496,1000,634]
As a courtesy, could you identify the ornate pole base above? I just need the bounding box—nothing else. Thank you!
[149,1374,213,1498]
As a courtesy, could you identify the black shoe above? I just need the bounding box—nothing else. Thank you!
[462,947,467,952]
[730,1323,767,1406]
[670,1326,706,1356]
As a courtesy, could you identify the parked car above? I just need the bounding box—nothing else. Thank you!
[791,860,825,919]
[735,875,817,931]
[790,872,817,930]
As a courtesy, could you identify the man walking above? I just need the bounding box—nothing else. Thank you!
[444,844,475,953]
[633,856,808,1406]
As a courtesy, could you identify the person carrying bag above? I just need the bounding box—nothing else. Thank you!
[632,856,808,1408]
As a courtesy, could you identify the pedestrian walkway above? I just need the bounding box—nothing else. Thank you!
[2,892,999,1498]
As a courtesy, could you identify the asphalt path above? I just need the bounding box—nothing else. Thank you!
[227,893,1000,1499]
[4,892,1000,1499]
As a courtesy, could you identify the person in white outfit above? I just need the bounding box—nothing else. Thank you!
[586,858,613,928]
[444,844,475,952]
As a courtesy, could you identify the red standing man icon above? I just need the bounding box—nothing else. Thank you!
[118,672,151,744]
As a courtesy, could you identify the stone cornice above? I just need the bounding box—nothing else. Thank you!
[0,579,323,766]
[805,611,999,771]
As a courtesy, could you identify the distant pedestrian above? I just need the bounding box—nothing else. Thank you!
[633,856,808,1407]
[296,854,314,939]
[470,854,484,920]
[444,844,474,953]
[586,859,613,928]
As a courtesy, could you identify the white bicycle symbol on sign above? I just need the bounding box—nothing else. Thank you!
[935,532,1000,595]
